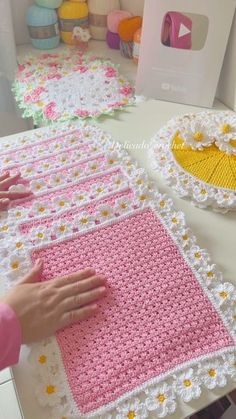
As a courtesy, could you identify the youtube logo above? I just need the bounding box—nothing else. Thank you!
[161,12,192,49]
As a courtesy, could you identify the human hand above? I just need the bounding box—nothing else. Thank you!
[1,260,107,344]
[0,171,32,210]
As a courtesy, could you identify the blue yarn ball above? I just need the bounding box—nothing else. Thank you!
[26,5,60,50]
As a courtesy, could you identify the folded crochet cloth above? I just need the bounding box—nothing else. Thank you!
[0,121,236,419]
[13,51,134,125]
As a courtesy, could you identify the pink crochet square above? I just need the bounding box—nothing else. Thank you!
[32,209,233,414]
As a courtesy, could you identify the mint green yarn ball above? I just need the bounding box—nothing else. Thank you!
[35,0,63,9]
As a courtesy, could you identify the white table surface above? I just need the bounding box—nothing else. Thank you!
[0,41,235,419]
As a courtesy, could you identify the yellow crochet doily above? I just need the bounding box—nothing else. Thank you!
[172,133,236,191]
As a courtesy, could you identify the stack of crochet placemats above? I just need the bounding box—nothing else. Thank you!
[0,121,235,418]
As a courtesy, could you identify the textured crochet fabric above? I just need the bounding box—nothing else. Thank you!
[0,121,236,419]
[149,111,236,212]
[13,51,134,125]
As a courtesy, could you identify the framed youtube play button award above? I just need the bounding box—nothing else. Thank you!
[136,0,236,107]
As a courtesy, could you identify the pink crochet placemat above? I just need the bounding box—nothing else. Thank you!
[0,121,236,419]
[13,51,134,125]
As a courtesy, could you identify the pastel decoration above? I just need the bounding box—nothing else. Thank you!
[106,30,120,49]
[58,1,89,45]
[120,39,133,59]
[118,16,142,42]
[35,0,63,9]
[133,27,142,64]
[161,12,192,49]
[13,51,135,124]
[107,9,132,34]
[88,0,120,40]
[26,5,60,50]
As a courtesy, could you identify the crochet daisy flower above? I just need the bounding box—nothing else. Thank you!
[116,398,148,419]
[212,282,236,306]
[35,377,65,408]
[53,196,71,211]
[145,383,176,417]
[175,368,201,402]
[30,179,48,193]
[201,361,227,390]
[32,201,51,217]
[73,191,89,205]
[215,190,236,207]
[53,221,73,238]
[178,117,215,150]
[75,213,95,230]
[97,205,114,220]
[198,264,222,287]
[112,174,126,189]
[116,197,132,213]
[211,112,236,156]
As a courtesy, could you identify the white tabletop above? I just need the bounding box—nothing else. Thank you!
[0,42,235,419]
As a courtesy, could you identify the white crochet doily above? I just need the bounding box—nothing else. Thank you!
[13,51,134,125]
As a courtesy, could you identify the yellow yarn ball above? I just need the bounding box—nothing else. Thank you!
[58,0,89,45]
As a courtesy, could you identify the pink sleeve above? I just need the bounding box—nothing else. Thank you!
[0,304,22,370]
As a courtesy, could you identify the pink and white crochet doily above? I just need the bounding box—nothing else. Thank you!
[13,51,134,125]
[0,121,236,419]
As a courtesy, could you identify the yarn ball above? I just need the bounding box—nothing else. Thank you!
[35,0,62,8]
[118,16,142,42]
[133,27,142,64]
[58,0,89,45]
[26,5,60,50]
[106,30,120,49]
[88,0,120,40]
[120,39,133,59]
[107,10,132,34]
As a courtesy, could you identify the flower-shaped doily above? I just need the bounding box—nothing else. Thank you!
[13,51,134,125]
[149,111,236,212]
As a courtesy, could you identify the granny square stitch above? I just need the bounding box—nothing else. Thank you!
[13,51,134,125]
[0,121,236,419]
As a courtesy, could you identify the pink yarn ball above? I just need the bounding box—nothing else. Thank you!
[106,30,120,49]
[107,10,132,34]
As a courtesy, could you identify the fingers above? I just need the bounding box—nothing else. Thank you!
[54,268,97,288]
[60,303,99,329]
[20,259,44,284]
[61,285,106,312]
[0,172,10,182]
[0,173,21,191]
[60,274,106,298]
[0,198,10,211]
[0,190,32,200]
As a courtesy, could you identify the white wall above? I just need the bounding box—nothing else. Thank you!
[11,0,33,45]
[218,11,236,111]
[120,0,145,16]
